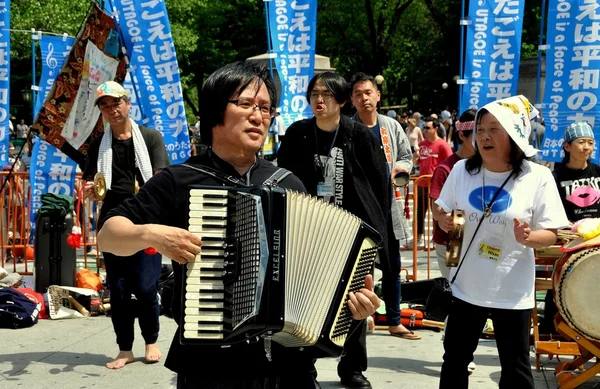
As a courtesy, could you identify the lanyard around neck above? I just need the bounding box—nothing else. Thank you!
[482,170,514,218]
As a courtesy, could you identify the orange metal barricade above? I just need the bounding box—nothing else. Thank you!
[399,175,434,282]
[0,172,100,275]
[0,172,33,274]
[2,171,437,282]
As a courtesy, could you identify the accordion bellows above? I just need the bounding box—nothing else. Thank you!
[181,186,380,357]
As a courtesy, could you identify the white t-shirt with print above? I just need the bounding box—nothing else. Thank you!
[435,160,569,309]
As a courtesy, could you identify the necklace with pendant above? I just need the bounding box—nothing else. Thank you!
[482,172,492,218]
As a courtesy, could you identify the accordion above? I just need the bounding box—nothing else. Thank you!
[180,185,381,358]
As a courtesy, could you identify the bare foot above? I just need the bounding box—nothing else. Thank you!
[106,350,135,369]
[145,343,162,363]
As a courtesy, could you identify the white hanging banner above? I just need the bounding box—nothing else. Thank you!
[61,41,119,149]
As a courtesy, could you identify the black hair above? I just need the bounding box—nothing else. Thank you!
[455,108,477,145]
[561,148,570,165]
[465,108,528,177]
[423,117,439,129]
[199,61,277,146]
[306,72,350,106]
[458,108,477,123]
[349,72,377,92]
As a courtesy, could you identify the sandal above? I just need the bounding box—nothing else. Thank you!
[390,330,421,340]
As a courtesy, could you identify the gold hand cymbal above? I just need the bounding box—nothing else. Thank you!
[93,173,107,201]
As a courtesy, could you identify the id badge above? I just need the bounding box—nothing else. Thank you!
[317,181,334,197]
[477,231,505,262]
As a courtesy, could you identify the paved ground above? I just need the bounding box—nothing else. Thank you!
[3,312,600,389]
[2,250,600,388]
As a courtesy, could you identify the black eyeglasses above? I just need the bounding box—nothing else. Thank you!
[423,126,432,130]
[228,98,274,119]
[309,91,334,101]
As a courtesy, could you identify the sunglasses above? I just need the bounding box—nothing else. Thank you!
[423,126,432,130]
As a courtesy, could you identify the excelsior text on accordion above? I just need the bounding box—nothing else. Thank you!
[181,185,381,360]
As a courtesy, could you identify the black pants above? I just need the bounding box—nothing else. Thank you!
[337,223,399,376]
[540,290,559,334]
[104,250,162,351]
[338,319,368,378]
[417,186,429,236]
[439,298,534,389]
[382,234,401,326]
[177,371,321,388]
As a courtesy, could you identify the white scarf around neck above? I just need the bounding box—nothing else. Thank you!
[97,118,153,190]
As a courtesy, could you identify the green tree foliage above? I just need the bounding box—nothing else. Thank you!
[8,0,545,118]
[166,0,267,116]
[10,0,91,117]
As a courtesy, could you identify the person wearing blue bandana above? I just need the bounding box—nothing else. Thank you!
[541,122,600,334]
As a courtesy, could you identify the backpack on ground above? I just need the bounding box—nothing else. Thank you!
[0,288,41,329]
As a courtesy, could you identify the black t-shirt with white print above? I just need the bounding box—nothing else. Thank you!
[314,127,361,218]
[553,162,600,222]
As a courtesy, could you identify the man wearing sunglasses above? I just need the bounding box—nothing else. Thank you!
[415,118,452,248]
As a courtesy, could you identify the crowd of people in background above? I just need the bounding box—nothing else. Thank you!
[0,62,581,389]
[5,116,33,173]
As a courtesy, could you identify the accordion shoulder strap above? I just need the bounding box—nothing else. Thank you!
[263,168,292,187]
[180,163,246,187]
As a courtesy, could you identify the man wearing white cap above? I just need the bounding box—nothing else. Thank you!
[83,80,170,369]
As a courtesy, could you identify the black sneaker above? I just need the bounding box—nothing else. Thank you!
[340,373,372,388]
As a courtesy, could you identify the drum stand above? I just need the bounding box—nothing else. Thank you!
[532,255,580,372]
[554,316,600,388]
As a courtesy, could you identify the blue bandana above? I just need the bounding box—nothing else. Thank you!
[565,122,594,143]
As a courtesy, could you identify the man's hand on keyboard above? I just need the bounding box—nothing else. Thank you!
[347,274,381,320]
[149,225,202,264]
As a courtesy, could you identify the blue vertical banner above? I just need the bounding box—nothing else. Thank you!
[0,1,9,166]
[459,0,525,115]
[29,140,77,237]
[122,72,143,122]
[267,0,317,127]
[110,0,190,164]
[540,0,600,162]
[34,35,75,118]
[30,33,78,238]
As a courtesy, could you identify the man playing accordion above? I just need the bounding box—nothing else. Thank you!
[97,61,381,389]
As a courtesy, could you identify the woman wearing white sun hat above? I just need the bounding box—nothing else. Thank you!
[435,95,569,389]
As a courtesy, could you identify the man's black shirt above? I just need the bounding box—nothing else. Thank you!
[105,151,309,376]
[82,126,171,224]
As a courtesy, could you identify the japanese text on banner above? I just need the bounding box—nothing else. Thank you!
[29,140,77,237]
[268,0,317,127]
[0,1,10,166]
[31,33,78,238]
[111,0,190,164]
[540,0,600,162]
[459,0,525,115]
[123,72,143,122]
[34,35,75,118]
